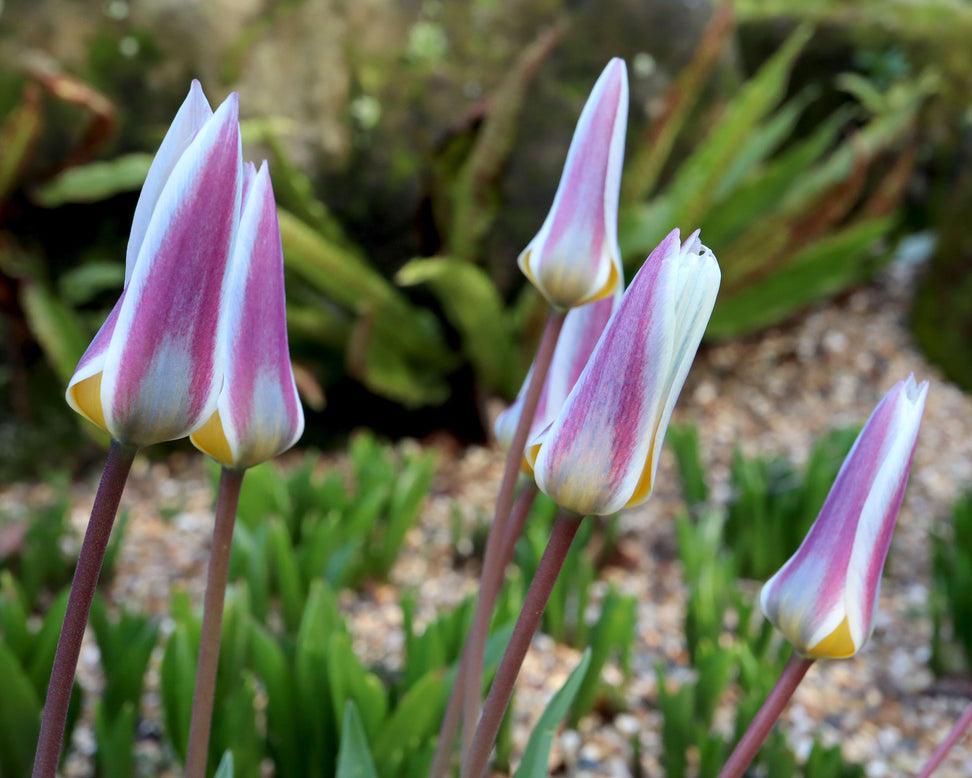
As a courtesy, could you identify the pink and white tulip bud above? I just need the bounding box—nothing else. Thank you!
[529,229,720,515]
[191,161,304,468]
[518,58,628,310]
[494,286,622,467]
[66,82,242,446]
[760,376,928,659]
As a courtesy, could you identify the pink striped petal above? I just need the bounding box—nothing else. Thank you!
[125,80,212,286]
[518,58,628,309]
[760,375,928,658]
[98,93,242,445]
[191,161,304,468]
[495,285,622,458]
[531,229,720,515]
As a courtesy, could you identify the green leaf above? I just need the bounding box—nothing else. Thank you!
[94,702,137,778]
[621,25,813,262]
[267,517,305,632]
[336,702,380,778]
[160,621,197,764]
[213,751,235,778]
[31,153,154,206]
[346,317,451,407]
[0,86,44,202]
[19,282,91,383]
[515,649,592,778]
[0,641,41,778]
[622,4,734,201]
[707,217,892,338]
[569,590,636,725]
[279,210,453,371]
[396,257,519,395]
[447,23,563,262]
[372,669,445,776]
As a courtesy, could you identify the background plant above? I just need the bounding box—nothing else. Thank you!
[668,425,858,579]
[930,488,972,677]
[513,492,638,724]
[2,4,951,448]
[655,508,864,778]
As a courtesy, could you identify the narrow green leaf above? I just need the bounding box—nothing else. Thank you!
[707,217,891,338]
[0,86,44,202]
[31,153,153,206]
[213,751,235,778]
[19,282,91,383]
[93,702,137,778]
[372,670,444,776]
[396,257,518,395]
[336,702,380,778]
[515,649,593,778]
[0,641,41,778]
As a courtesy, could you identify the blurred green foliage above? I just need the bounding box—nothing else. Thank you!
[1,4,951,445]
[225,432,436,618]
[514,493,637,724]
[656,508,864,778]
[0,477,127,611]
[930,488,972,677]
[0,576,82,778]
[669,425,858,579]
[620,17,930,339]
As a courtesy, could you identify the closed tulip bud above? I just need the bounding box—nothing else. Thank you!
[760,376,928,659]
[518,58,628,309]
[494,287,622,466]
[529,229,720,515]
[66,82,242,446]
[191,161,304,468]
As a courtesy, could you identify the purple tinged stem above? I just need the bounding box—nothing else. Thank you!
[428,309,564,778]
[427,486,539,778]
[460,309,566,754]
[184,467,245,778]
[461,512,582,778]
[32,441,137,778]
[914,698,972,778]
[717,654,816,778]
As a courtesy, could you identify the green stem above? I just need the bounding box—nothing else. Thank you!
[460,310,565,754]
[915,698,972,778]
[32,440,137,778]
[717,654,815,778]
[184,467,245,778]
[461,512,581,778]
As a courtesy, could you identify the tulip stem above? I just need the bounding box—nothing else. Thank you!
[430,487,539,778]
[32,440,137,778]
[429,486,539,778]
[461,512,581,778]
[915,697,972,778]
[184,467,245,778]
[429,310,564,778]
[460,309,565,752]
[717,653,815,778]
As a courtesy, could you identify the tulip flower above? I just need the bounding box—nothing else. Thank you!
[66,82,242,447]
[518,58,628,310]
[494,285,622,462]
[760,375,928,659]
[190,161,304,469]
[529,228,720,516]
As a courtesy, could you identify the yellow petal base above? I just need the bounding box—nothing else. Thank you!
[69,373,109,434]
[807,615,856,659]
[191,410,235,467]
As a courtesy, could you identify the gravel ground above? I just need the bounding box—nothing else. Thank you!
[6,262,972,777]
